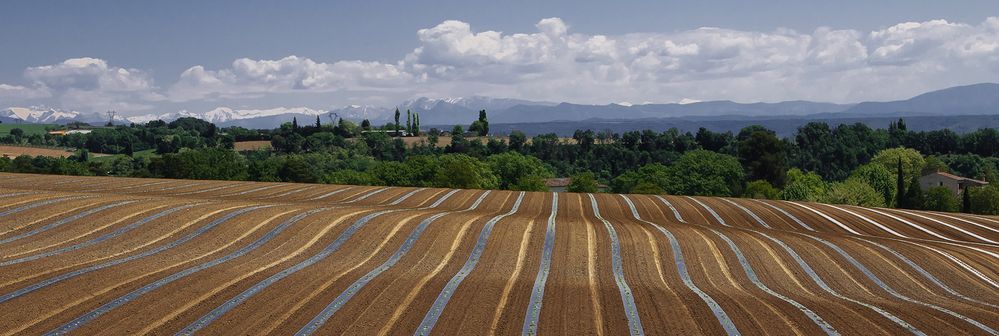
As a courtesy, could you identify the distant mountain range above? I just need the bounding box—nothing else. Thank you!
[3,83,998,129]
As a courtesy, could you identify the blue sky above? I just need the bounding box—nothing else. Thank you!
[2,0,998,116]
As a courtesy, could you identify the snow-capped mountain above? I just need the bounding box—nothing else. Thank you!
[329,105,390,122]
[123,107,326,124]
[1,107,82,123]
[400,96,555,113]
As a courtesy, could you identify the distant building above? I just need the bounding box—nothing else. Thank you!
[47,129,92,135]
[919,171,988,197]
[544,177,609,193]
[545,178,572,192]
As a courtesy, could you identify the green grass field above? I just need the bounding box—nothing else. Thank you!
[0,123,57,136]
[90,149,159,162]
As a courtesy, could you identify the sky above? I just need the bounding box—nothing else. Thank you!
[1,0,998,116]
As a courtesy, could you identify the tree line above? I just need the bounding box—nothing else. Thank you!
[3,113,999,214]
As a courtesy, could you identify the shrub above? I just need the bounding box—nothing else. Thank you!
[780,168,826,201]
[744,180,779,199]
[567,172,599,193]
[923,187,960,212]
[821,178,885,207]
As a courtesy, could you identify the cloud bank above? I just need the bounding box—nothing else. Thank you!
[2,17,998,114]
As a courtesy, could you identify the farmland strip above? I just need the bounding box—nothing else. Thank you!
[344,187,389,203]
[170,183,241,196]
[89,180,172,192]
[821,204,907,238]
[619,195,739,336]
[0,204,198,266]
[911,243,999,290]
[587,194,644,336]
[309,186,353,200]
[48,208,330,335]
[219,184,286,197]
[132,208,371,335]
[295,191,491,335]
[177,190,460,335]
[924,212,999,235]
[265,185,314,199]
[724,200,916,324]
[856,207,999,259]
[885,208,998,245]
[719,198,771,229]
[388,188,425,205]
[0,195,92,218]
[415,192,527,335]
[0,200,138,245]
[785,202,862,235]
[0,205,270,303]
[152,182,202,192]
[754,232,925,336]
[653,195,686,223]
[856,237,999,310]
[750,199,815,231]
[0,191,34,198]
[815,205,999,289]
[684,196,730,227]
[522,192,558,336]
[709,229,838,335]
[807,236,998,334]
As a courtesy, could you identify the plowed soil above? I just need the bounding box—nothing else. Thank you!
[0,172,997,335]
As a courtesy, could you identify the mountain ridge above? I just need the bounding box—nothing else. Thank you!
[2,83,997,128]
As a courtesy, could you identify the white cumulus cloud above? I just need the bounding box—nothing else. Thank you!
[2,16,999,114]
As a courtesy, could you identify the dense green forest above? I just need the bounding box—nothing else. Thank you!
[3,112,999,215]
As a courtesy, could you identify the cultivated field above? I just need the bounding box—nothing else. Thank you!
[0,172,996,335]
[0,145,109,159]
[233,140,272,151]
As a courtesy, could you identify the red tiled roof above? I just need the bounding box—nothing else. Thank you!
[924,171,989,185]
[545,178,571,187]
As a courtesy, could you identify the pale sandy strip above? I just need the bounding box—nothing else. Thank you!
[136,209,370,334]
[922,212,999,235]
[0,206,244,288]
[582,197,606,336]
[488,219,537,335]
[372,211,496,335]
[2,204,170,259]
[809,204,999,289]
[0,201,102,235]
[884,208,998,245]
[687,229,803,335]
[5,209,297,336]
[253,213,427,334]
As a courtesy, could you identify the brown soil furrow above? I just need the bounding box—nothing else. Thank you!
[339,193,513,335]
[600,194,703,334]
[5,208,301,335]
[0,202,173,257]
[411,192,548,336]
[530,193,619,335]
[0,204,246,288]
[0,199,107,235]
[169,189,469,335]
[1,172,997,335]
[256,191,501,334]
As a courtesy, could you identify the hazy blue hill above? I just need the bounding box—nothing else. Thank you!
[843,83,999,116]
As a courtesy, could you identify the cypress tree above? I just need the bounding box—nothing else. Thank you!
[292,117,299,130]
[895,158,906,208]
[406,110,412,135]
[963,187,972,213]
[394,108,401,136]
[904,177,923,210]
[315,115,321,129]
[415,113,420,136]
